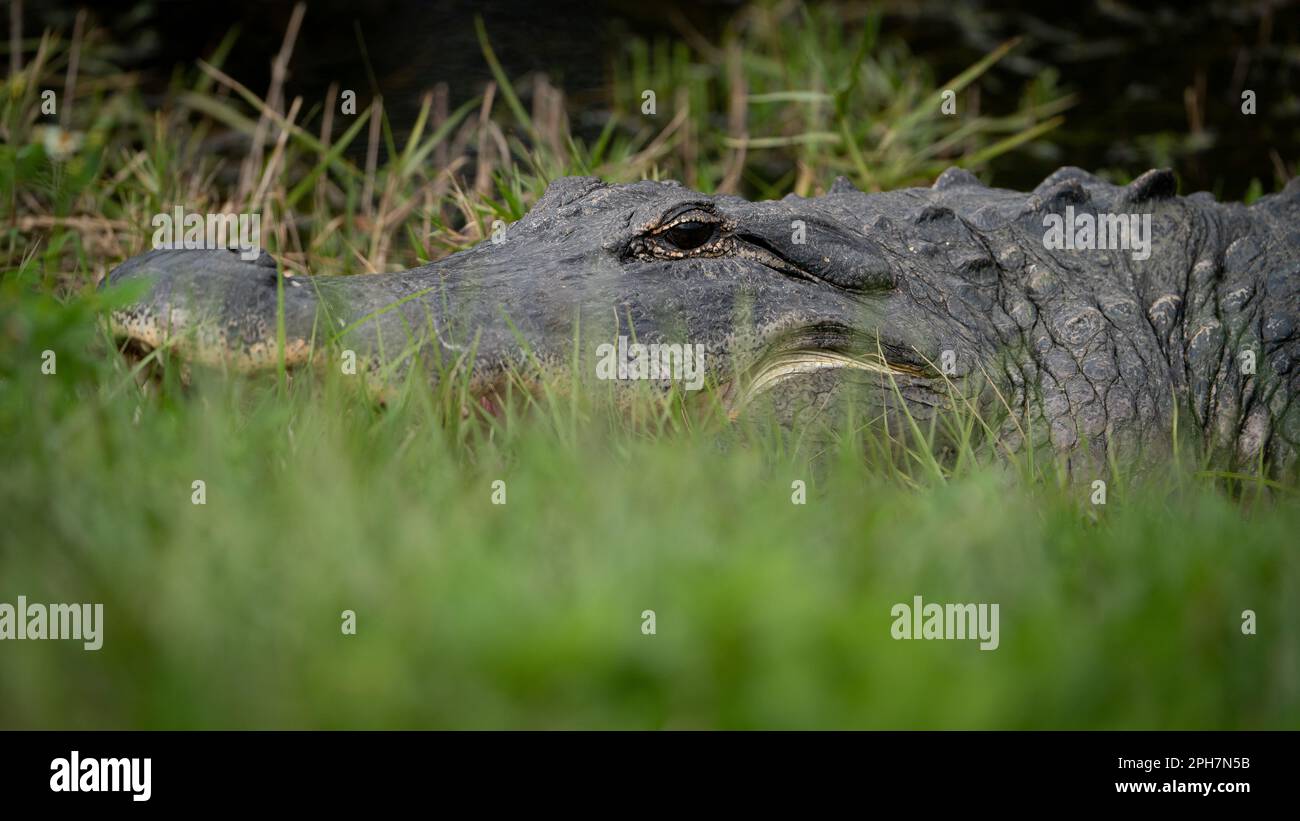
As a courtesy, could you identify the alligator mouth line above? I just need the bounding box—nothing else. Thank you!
[726,348,931,416]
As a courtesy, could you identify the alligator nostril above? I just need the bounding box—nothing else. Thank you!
[228,247,277,268]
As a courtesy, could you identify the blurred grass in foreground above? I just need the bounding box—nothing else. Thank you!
[0,272,1296,729]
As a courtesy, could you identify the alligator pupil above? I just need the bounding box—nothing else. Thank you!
[664,221,716,250]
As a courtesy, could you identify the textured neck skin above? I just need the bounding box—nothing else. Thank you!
[895,167,1300,471]
[1146,182,1296,470]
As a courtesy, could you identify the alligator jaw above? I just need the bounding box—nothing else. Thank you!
[724,348,932,418]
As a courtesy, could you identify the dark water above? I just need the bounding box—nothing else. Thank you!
[890,0,1300,198]
[29,0,1300,199]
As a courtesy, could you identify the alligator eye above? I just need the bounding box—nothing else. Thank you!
[662,221,717,251]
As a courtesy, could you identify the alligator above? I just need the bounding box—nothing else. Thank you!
[106,167,1300,471]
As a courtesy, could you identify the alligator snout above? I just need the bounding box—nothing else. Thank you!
[104,242,568,393]
[108,248,323,370]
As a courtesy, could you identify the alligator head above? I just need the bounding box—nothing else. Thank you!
[107,168,1300,470]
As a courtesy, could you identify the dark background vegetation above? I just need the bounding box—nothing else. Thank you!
[27,0,1300,198]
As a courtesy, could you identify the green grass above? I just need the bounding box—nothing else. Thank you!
[0,294,1296,728]
[1,3,1297,729]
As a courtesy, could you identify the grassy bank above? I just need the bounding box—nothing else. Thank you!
[0,324,1296,728]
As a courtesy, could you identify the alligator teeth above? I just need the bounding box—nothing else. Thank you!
[728,349,923,415]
